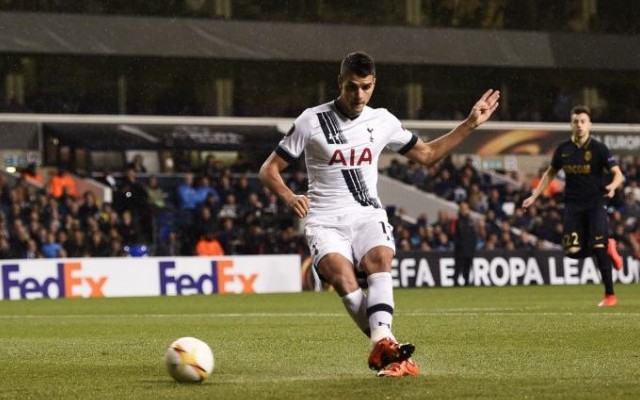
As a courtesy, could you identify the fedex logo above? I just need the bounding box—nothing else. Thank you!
[1,263,107,300]
[159,260,258,296]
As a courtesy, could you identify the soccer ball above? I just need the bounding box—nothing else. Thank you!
[164,337,214,383]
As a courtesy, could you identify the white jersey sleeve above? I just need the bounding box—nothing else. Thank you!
[381,109,418,154]
[275,109,313,163]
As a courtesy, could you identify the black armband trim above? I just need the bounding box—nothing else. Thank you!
[275,146,297,165]
[398,134,419,155]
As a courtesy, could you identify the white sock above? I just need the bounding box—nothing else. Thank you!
[366,272,396,344]
[341,288,370,336]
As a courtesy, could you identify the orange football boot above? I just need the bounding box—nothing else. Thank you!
[377,358,420,377]
[607,238,623,271]
[598,294,618,307]
[368,337,415,371]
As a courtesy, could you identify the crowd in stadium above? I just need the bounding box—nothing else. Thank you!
[1,152,638,261]
[385,155,640,259]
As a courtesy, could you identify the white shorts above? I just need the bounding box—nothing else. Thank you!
[304,208,395,271]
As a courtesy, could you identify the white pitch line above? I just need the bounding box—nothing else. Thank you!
[0,311,639,319]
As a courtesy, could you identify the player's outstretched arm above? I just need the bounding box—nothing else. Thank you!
[259,152,310,218]
[522,166,557,209]
[405,89,500,167]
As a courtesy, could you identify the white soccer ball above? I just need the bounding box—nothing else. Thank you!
[164,337,214,383]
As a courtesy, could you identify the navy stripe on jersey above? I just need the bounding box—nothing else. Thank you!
[275,146,297,164]
[398,134,419,155]
[342,169,381,208]
[317,112,346,144]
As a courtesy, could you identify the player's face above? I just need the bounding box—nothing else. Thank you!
[570,112,591,139]
[338,74,376,117]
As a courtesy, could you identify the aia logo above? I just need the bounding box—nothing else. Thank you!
[328,148,372,166]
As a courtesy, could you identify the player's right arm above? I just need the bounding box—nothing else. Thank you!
[522,166,558,209]
[261,109,313,218]
[259,152,309,219]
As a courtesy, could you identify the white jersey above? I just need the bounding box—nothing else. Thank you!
[276,100,418,216]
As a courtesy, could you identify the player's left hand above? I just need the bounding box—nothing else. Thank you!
[467,89,500,129]
[604,184,616,198]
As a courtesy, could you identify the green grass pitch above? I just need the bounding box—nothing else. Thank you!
[0,284,639,399]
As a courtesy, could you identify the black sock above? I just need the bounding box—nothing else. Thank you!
[594,248,614,295]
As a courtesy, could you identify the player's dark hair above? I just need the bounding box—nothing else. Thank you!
[340,52,376,78]
[571,105,591,118]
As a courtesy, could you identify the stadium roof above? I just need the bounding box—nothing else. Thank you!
[1,12,639,69]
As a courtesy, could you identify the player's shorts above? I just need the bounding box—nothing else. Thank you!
[562,202,608,251]
[304,208,395,272]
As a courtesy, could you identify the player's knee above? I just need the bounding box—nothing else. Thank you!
[361,246,393,274]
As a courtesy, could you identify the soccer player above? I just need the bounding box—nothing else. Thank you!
[259,52,500,377]
[522,105,624,307]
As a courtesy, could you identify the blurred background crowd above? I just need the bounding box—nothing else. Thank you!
[1,152,639,261]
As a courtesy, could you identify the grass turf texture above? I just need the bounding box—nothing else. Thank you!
[0,284,638,399]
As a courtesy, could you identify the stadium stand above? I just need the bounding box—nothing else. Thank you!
[0,151,638,261]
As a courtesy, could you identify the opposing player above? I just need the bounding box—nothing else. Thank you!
[259,52,499,377]
[522,105,624,307]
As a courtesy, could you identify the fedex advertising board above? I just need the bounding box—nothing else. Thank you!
[0,255,301,301]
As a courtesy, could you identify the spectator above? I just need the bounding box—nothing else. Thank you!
[40,231,63,258]
[25,238,39,259]
[78,191,100,227]
[65,229,88,257]
[216,173,235,200]
[48,168,78,199]
[218,218,240,254]
[195,230,225,256]
[433,168,456,200]
[114,169,148,214]
[145,175,168,209]
[234,175,253,206]
[201,154,223,180]
[157,230,181,256]
[176,173,198,211]
[218,193,239,220]
[467,183,488,213]
[452,202,478,286]
[21,163,44,187]
[114,168,151,238]
[109,237,126,257]
[192,205,218,246]
[195,176,220,206]
[117,210,141,246]
[434,231,454,251]
[127,154,147,173]
[240,222,266,254]
[87,230,110,257]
